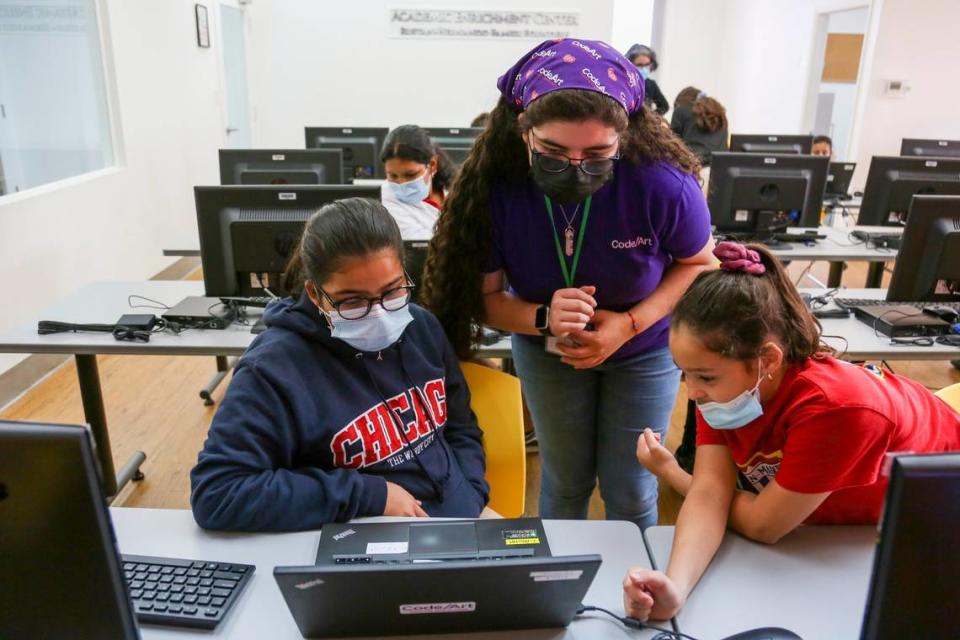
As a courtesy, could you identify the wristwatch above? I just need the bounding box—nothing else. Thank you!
[535,304,553,336]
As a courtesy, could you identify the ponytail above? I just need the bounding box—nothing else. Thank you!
[672,243,827,362]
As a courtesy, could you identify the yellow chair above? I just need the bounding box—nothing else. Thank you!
[935,382,960,411]
[460,361,526,517]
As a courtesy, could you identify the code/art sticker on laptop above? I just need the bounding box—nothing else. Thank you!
[502,529,541,545]
[529,570,583,582]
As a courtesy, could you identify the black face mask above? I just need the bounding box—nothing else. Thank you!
[530,152,615,204]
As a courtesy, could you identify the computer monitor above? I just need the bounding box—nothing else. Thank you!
[885,195,960,303]
[304,127,389,180]
[728,134,813,155]
[857,156,960,226]
[825,161,856,198]
[425,127,483,166]
[195,185,381,297]
[0,421,139,639]
[707,152,829,242]
[860,452,960,639]
[219,149,344,186]
[900,138,960,159]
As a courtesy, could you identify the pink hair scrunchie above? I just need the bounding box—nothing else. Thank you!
[714,241,766,275]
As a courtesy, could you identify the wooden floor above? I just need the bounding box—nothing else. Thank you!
[2,260,958,523]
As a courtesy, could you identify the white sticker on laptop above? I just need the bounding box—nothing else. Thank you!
[529,570,583,582]
[271,154,286,161]
[367,542,408,555]
[400,602,476,615]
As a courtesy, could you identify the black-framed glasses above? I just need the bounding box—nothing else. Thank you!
[529,131,620,176]
[318,276,416,320]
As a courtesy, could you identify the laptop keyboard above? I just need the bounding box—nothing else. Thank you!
[122,554,254,630]
[834,298,960,311]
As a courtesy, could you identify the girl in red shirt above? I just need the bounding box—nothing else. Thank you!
[622,241,960,622]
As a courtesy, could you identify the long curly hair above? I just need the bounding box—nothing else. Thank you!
[422,89,701,358]
[693,97,728,134]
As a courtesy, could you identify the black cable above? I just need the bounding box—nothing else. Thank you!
[808,287,839,310]
[37,320,151,343]
[37,321,116,335]
[128,294,171,310]
[575,604,699,640]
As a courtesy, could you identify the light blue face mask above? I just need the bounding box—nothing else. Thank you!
[697,361,765,430]
[388,170,431,205]
[636,66,651,80]
[323,304,414,352]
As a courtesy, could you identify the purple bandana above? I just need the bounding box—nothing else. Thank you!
[497,38,645,115]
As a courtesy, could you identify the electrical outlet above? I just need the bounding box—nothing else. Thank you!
[883,79,910,97]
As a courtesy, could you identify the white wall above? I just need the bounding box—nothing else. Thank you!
[654,0,728,113]
[850,0,960,188]
[657,0,869,133]
[0,0,227,375]
[610,0,654,57]
[244,0,615,146]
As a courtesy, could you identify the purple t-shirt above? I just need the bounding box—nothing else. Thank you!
[484,159,711,360]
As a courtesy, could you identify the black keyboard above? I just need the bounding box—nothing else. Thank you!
[834,298,960,311]
[122,554,254,630]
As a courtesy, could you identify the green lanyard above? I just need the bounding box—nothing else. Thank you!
[544,195,593,288]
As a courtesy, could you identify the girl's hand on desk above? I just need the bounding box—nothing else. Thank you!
[622,568,684,622]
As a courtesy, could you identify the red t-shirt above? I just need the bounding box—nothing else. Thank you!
[696,357,960,524]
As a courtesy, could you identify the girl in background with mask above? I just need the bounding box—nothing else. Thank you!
[190,198,489,531]
[626,43,669,116]
[623,242,960,621]
[380,125,455,240]
[422,39,714,530]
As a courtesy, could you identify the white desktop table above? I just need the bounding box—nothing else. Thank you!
[644,525,877,639]
[806,288,960,361]
[3,282,955,496]
[0,281,510,497]
[763,225,895,288]
[111,508,663,639]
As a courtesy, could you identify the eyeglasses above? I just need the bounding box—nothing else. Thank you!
[529,131,620,176]
[318,276,416,320]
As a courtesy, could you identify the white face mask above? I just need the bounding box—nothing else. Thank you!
[321,304,414,352]
[697,359,765,430]
[388,169,431,205]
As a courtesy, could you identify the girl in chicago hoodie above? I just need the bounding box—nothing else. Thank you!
[190,198,489,531]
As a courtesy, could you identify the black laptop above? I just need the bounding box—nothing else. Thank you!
[861,453,960,639]
[0,421,141,639]
[0,420,254,637]
[275,553,601,637]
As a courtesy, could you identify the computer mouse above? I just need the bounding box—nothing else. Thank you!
[719,628,803,640]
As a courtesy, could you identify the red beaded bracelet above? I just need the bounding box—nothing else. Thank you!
[626,309,643,335]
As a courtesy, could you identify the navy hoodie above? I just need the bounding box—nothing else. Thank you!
[190,293,489,531]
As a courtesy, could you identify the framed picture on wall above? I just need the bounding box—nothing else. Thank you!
[195,4,210,48]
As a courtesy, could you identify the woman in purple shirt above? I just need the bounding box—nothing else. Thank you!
[423,39,715,528]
